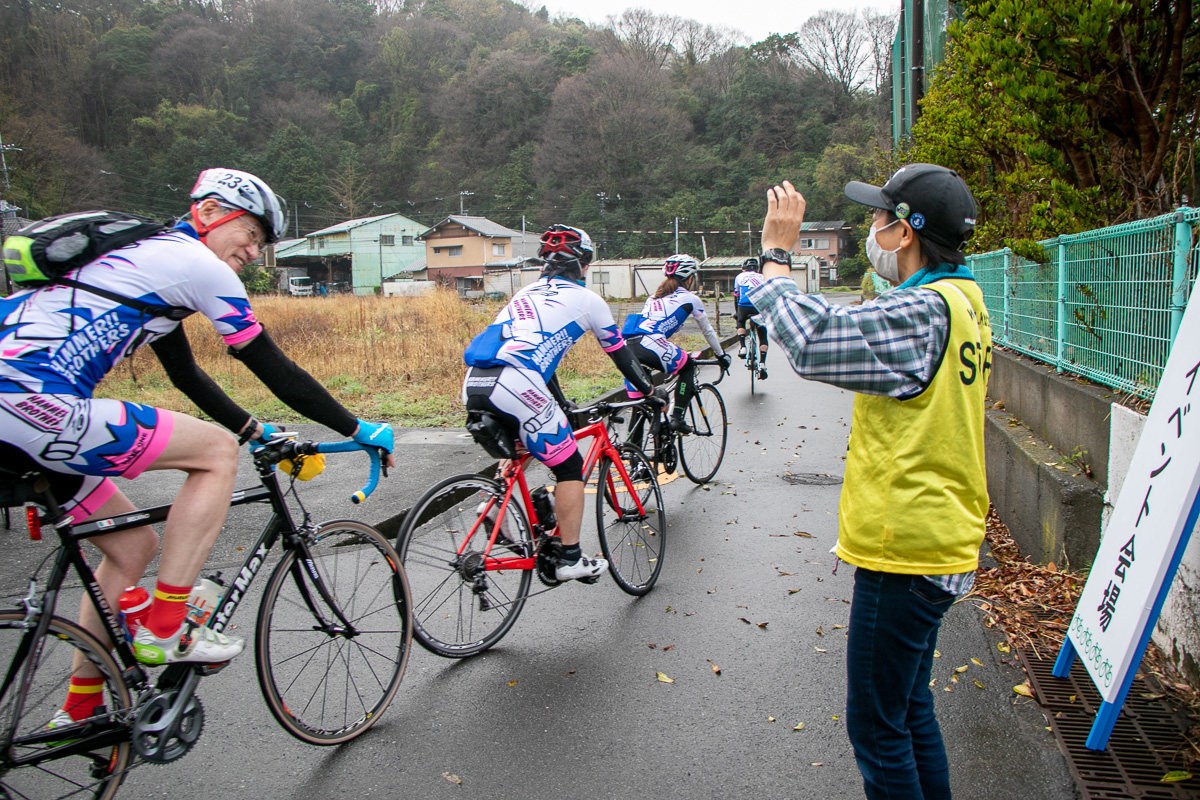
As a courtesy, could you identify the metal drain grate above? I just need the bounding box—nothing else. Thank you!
[1022,650,1198,799]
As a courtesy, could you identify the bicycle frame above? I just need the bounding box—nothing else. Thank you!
[0,442,375,764]
[469,415,648,575]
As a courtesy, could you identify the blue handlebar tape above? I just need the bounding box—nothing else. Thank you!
[315,441,382,503]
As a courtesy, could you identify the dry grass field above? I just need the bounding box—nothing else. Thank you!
[94,289,625,427]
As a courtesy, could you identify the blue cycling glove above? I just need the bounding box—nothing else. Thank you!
[352,419,394,454]
[252,422,279,446]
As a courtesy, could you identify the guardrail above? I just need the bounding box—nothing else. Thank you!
[871,207,1199,398]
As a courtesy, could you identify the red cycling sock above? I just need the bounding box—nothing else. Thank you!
[63,675,105,721]
[144,581,192,640]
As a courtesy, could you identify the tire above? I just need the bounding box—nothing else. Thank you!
[746,337,758,395]
[596,448,666,595]
[256,521,412,745]
[0,611,132,800]
[679,384,728,484]
[394,475,533,658]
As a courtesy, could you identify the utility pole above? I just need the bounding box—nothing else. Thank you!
[674,217,679,254]
[0,131,22,193]
[459,191,474,215]
[596,192,607,260]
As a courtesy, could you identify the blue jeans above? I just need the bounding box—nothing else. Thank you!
[846,568,956,800]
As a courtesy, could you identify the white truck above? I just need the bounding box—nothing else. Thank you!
[279,268,312,296]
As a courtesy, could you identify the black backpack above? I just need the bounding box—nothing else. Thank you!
[2,211,193,320]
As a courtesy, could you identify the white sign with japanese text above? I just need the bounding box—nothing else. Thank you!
[1067,305,1200,703]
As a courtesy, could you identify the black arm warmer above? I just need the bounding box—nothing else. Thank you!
[609,345,654,396]
[546,372,571,409]
[149,326,253,433]
[227,328,358,436]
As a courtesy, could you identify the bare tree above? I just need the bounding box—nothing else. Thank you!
[796,10,868,96]
[675,20,745,66]
[862,9,897,94]
[606,8,679,70]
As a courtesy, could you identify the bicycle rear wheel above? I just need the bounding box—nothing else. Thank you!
[256,521,412,745]
[679,384,728,484]
[395,475,534,658]
[746,336,758,395]
[596,448,666,595]
[0,611,132,800]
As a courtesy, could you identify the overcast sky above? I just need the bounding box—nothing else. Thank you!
[539,0,898,43]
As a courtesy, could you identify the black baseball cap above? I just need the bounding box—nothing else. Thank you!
[844,163,978,253]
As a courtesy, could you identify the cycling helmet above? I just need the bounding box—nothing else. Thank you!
[742,256,760,272]
[539,224,594,281]
[663,254,699,282]
[189,168,289,244]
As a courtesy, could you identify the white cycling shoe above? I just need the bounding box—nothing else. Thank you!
[555,556,607,582]
[133,623,245,666]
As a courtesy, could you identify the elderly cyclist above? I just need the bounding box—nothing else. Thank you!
[0,168,394,731]
[620,254,729,433]
[462,224,659,582]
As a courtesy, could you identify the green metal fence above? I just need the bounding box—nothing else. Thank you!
[872,207,1199,398]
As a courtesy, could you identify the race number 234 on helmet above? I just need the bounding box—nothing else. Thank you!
[663,254,698,281]
[189,168,289,244]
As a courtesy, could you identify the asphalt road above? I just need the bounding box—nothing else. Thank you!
[0,293,1079,800]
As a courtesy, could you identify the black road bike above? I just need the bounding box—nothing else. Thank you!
[0,435,412,800]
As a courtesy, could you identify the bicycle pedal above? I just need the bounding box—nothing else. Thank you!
[197,660,231,676]
[577,575,600,585]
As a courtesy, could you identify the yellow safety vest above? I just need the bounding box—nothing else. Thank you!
[835,279,992,574]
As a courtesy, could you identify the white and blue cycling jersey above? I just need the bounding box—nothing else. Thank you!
[0,228,262,398]
[733,271,766,308]
[463,277,625,382]
[621,287,723,354]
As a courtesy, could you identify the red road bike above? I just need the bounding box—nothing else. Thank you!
[394,396,665,658]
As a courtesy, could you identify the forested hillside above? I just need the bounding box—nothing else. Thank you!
[0,0,893,265]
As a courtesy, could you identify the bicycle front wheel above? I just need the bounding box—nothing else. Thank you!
[746,339,758,395]
[256,521,412,745]
[679,384,728,484]
[596,448,666,595]
[0,611,132,800]
[395,475,534,658]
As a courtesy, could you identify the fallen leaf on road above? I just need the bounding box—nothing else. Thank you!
[816,626,824,636]
[832,715,839,721]
[507,680,518,687]
[1161,771,1193,783]
[815,647,827,653]
[832,624,847,630]
[768,716,776,722]
[788,588,801,595]
[794,531,813,538]
[971,658,984,666]
[997,642,1010,654]
[810,762,824,767]
[707,588,717,594]
[656,672,675,683]
[757,622,768,629]
[665,606,675,614]
[934,649,942,658]
[739,617,752,625]
[443,773,462,785]
[1014,683,1035,698]
[648,643,657,649]
[777,570,796,576]
[793,722,805,731]
[663,644,675,651]
[566,670,576,675]
[954,665,969,673]
[973,679,985,689]
[710,661,721,675]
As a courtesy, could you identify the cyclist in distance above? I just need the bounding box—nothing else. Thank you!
[462,224,659,582]
[620,254,730,434]
[733,256,769,380]
[0,168,395,729]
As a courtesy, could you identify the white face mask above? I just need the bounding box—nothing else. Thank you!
[866,219,902,283]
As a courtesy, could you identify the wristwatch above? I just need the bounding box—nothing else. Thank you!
[760,247,792,267]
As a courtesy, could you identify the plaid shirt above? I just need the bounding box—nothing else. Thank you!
[748,277,974,597]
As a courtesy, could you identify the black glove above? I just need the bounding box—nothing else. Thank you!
[718,353,732,371]
[648,388,670,408]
